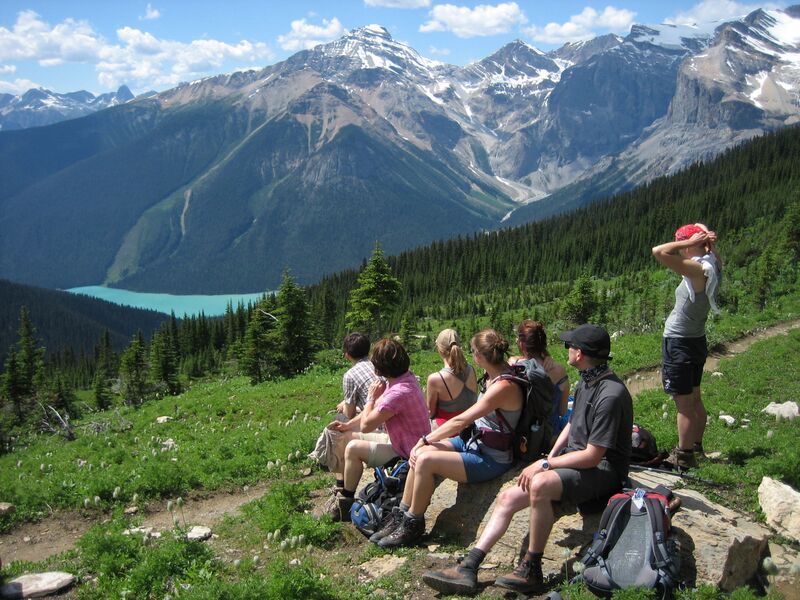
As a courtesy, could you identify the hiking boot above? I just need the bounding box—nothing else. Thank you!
[326,492,354,522]
[495,558,545,594]
[693,442,706,461]
[377,514,424,548]
[369,506,404,544]
[423,564,478,595]
[666,447,697,471]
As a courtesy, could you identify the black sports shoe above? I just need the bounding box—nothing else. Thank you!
[423,564,478,595]
[377,514,424,548]
[495,558,545,594]
[369,507,404,543]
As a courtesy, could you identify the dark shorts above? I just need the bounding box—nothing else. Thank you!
[449,437,514,483]
[662,336,707,396]
[554,458,625,506]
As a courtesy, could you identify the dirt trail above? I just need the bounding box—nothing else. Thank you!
[623,319,799,397]
[2,319,798,566]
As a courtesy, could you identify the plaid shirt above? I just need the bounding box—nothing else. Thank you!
[343,358,376,411]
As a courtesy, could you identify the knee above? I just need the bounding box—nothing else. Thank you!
[344,440,365,461]
[414,451,435,474]
[528,475,553,505]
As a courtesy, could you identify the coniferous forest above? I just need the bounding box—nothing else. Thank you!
[1,125,799,446]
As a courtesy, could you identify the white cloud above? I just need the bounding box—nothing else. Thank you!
[428,45,451,56]
[140,4,161,21]
[0,64,16,74]
[364,0,430,7]
[0,76,41,94]
[523,6,636,45]
[0,10,274,91]
[664,0,779,26]
[277,17,345,51]
[420,2,527,38]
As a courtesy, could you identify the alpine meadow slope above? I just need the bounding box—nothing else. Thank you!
[1,7,799,293]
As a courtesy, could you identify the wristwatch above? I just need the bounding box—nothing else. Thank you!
[421,435,430,446]
[541,459,550,470]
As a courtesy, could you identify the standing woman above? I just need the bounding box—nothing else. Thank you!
[427,329,478,427]
[371,329,523,548]
[511,320,570,447]
[652,223,721,470]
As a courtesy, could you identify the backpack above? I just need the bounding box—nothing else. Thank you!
[630,423,661,466]
[577,487,682,598]
[350,460,409,538]
[494,358,556,462]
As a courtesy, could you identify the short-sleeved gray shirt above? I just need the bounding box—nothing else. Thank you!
[566,371,633,479]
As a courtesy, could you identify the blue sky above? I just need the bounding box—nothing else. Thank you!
[0,1,790,95]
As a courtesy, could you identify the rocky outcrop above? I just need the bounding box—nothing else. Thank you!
[759,477,800,542]
[421,468,771,590]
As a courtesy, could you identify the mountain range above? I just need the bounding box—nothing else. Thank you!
[0,6,798,293]
[0,85,137,131]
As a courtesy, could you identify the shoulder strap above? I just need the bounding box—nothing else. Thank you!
[438,371,454,401]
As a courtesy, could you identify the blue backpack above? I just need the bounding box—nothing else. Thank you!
[350,460,409,538]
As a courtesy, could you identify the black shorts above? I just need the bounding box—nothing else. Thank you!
[554,459,625,506]
[662,336,707,396]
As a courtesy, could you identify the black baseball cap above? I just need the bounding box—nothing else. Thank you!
[560,324,612,360]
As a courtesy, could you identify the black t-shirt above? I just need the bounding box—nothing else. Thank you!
[566,371,633,477]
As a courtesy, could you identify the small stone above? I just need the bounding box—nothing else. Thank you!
[719,415,736,427]
[156,416,173,424]
[289,558,301,566]
[124,506,138,515]
[301,468,312,477]
[187,526,212,542]
[0,503,15,517]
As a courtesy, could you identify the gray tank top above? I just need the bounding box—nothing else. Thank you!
[473,402,521,465]
[437,364,478,414]
[663,281,710,338]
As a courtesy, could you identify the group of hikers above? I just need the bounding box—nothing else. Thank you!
[311,223,721,595]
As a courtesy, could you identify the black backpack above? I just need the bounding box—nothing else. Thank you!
[349,460,409,538]
[577,487,682,598]
[631,423,663,466]
[495,358,556,462]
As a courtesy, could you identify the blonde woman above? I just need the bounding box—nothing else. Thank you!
[427,329,478,427]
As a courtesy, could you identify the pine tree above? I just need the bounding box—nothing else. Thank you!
[119,331,148,405]
[345,242,401,338]
[2,349,25,420]
[242,297,279,384]
[15,306,45,399]
[93,365,111,410]
[562,273,597,326]
[149,329,180,395]
[275,271,313,377]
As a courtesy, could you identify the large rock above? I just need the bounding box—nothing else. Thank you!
[187,526,212,541]
[759,477,800,542]
[761,401,799,420]
[423,466,770,590]
[0,572,75,599]
[0,503,15,517]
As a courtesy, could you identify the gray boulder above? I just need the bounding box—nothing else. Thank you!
[759,476,800,542]
[0,572,75,599]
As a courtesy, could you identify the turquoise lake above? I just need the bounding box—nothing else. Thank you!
[66,286,268,317]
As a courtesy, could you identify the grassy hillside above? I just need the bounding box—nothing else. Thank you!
[1,323,798,598]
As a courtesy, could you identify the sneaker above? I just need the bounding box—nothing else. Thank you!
[495,558,545,594]
[666,447,698,471]
[423,564,478,595]
[326,492,354,522]
[377,514,424,548]
[369,507,404,543]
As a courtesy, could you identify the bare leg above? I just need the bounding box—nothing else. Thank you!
[408,445,466,516]
[343,440,371,491]
[333,430,355,482]
[526,471,563,552]
[475,485,530,553]
[673,393,696,449]
[692,386,707,446]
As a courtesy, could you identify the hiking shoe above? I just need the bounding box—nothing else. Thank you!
[666,447,697,471]
[693,442,706,460]
[423,565,478,595]
[377,514,424,548]
[326,493,354,522]
[369,506,404,543]
[495,558,545,594]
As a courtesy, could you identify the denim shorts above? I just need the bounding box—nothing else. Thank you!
[449,436,513,483]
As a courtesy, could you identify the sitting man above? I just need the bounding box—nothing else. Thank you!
[337,332,377,419]
[423,324,633,595]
